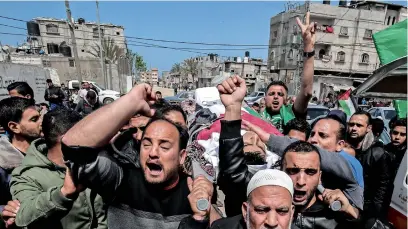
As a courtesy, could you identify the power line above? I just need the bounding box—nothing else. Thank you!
[0,15,28,23]
[0,23,26,30]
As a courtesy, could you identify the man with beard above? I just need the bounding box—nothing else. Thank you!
[5,108,107,229]
[260,14,314,132]
[0,97,42,227]
[60,83,216,229]
[216,75,362,220]
[386,118,407,178]
[347,111,393,228]
[210,169,298,229]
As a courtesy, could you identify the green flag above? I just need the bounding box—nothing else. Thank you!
[393,100,408,118]
[373,19,407,65]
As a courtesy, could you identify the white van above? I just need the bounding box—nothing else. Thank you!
[68,80,120,104]
[388,151,407,229]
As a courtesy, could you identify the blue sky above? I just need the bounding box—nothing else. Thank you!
[0,1,406,74]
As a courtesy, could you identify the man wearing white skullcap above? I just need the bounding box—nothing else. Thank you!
[210,169,298,229]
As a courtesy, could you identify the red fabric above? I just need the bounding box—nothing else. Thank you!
[326,26,334,33]
[196,111,283,140]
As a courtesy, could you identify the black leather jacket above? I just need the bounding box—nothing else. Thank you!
[217,120,361,228]
[355,141,393,221]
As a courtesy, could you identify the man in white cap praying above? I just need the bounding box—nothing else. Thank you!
[210,169,298,229]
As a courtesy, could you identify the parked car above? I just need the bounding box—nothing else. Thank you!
[306,104,330,124]
[164,91,195,105]
[245,91,265,102]
[68,80,121,105]
[368,107,396,131]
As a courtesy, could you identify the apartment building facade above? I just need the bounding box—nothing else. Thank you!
[268,0,407,95]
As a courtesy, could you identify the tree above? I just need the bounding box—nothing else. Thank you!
[170,63,182,73]
[88,37,124,89]
[182,58,199,89]
[125,48,147,76]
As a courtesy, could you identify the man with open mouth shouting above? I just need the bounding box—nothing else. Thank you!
[60,83,217,229]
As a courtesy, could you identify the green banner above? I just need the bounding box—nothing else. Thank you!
[373,19,407,65]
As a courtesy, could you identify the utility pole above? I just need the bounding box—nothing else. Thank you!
[96,0,107,89]
[294,0,310,95]
[65,0,82,83]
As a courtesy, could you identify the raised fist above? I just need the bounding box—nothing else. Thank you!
[216,75,246,109]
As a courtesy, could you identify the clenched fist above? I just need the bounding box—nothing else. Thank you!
[187,175,214,221]
[217,75,247,109]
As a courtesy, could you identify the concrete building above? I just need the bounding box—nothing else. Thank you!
[223,54,271,92]
[195,54,222,88]
[268,0,407,96]
[5,53,125,92]
[139,68,159,85]
[26,17,126,58]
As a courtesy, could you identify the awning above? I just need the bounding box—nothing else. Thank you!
[352,56,407,99]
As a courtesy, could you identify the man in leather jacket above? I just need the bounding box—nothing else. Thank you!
[216,75,360,229]
[385,118,407,179]
[347,111,393,228]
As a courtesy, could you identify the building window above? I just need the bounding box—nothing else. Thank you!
[46,24,59,34]
[339,26,348,36]
[74,26,79,30]
[270,51,275,60]
[337,51,346,62]
[273,31,278,38]
[364,29,373,39]
[387,16,391,25]
[116,32,120,35]
[93,28,104,38]
[293,25,298,34]
[288,49,294,59]
[361,53,369,63]
[42,60,51,67]
[81,49,85,52]
[69,59,75,67]
[392,17,396,25]
[318,49,326,59]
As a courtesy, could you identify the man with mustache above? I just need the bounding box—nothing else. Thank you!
[211,169,298,229]
[60,84,216,229]
[261,13,315,133]
[346,111,393,228]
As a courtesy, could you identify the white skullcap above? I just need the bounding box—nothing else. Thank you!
[247,169,294,198]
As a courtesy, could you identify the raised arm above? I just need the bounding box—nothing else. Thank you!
[293,12,315,116]
[62,84,156,148]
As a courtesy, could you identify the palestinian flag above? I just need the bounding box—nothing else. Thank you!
[393,100,408,118]
[338,89,356,116]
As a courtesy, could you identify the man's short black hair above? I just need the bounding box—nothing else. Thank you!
[352,110,372,125]
[141,117,189,151]
[371,117,385,136]
[151,99,168,110]
[86,90,97,99]
[312,116,347,141]
[0,97,35,135]
[252,102,260,107]
[155,91,162,95]
[154,104,187,123]
[46,79,52,83]
[391,118,407,130]
[39,103,49,109]
[42,108,82,148]
[280,141,321,167]
[283,118,311,137]
[7,82,34,99]
[266,81,288,94]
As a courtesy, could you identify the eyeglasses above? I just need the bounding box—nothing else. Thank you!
[285,167,319,176]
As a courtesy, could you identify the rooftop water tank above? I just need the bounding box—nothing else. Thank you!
[78,18,85,24]
[339,0,347,7]
[323,0,331,5]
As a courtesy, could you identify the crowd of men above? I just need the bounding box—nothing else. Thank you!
[0,12,406,229]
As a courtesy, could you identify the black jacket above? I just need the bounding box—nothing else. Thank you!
[355,141,393,221]
[44,86,65,104]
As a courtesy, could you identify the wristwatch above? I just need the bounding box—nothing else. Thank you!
[303,50,315,58]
